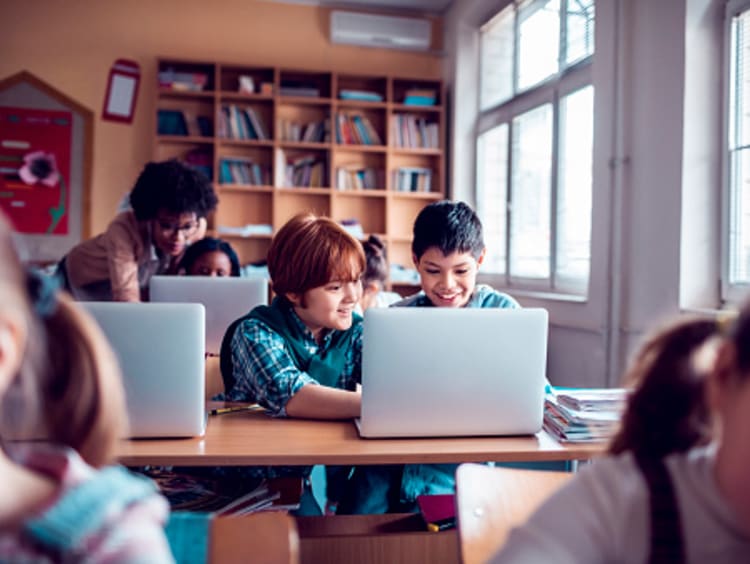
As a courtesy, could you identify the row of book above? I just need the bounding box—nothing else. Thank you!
[157,109,212,138]
[217,105,270,141]
[284,154,326,187]
[158,69,209,92]
[335,166,383,190]
[278,118,330,143]
[219,158,270,186]
[390,115,440,149]
[392,167,434,193]
[335,112,383,146]
[543,386,628,443]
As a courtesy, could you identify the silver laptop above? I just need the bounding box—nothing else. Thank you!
[357,308,548,438]
[149,275,268,355]
[82,302,206,438]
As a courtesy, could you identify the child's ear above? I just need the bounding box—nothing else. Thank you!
[285,292,301,307]
[477,248,487,267]
[412,253,419,268]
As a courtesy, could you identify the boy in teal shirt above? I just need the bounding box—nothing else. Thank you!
[337,200,520,514]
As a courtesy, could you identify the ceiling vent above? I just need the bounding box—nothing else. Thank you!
[330,10,432,51]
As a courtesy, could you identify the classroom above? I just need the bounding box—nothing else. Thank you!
[1,0,748,563]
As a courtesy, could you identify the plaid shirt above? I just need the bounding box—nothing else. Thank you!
[222,306,363,416]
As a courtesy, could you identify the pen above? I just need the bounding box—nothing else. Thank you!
[209,404,264,416]
[426,517,456,532]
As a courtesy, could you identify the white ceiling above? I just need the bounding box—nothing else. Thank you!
[265,0,454,15]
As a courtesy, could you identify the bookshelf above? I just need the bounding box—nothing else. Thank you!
[154,58,445,291]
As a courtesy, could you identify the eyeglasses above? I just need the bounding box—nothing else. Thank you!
[155,218,199,238]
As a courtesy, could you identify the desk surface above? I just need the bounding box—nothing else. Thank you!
[117,403,600,466]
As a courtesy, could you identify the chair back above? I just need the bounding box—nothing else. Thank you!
[455,463,571,564]
[210,512,299,564]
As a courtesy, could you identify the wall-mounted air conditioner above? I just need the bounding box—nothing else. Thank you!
[330,10,432,52]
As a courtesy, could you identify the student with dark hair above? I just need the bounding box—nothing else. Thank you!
[60,159,218,301]
[0,211,173,561]
[490,310,750,563]
[358,235,400,312]
[178,236,241,277]
[338,201,521,514]
[396,200,517,308]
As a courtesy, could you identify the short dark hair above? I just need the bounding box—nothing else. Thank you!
[129,159,218,221]
[411,200,484,260]
[362,235,388,287]
[178,237,241,277]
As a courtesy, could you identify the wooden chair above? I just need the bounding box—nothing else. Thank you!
[210,512,299,564]
[455,463,572,564]
[205,356,223,400]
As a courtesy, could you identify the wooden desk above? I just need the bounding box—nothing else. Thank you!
[117,403,599,466]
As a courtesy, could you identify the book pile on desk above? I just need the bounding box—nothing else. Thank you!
[543,387,629,443]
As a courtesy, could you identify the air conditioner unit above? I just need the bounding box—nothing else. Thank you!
[330,10,432,51]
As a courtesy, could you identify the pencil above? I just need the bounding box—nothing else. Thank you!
[209,404,264,416]
[426,517,456,532]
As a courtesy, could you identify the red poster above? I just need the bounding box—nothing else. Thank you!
[0,106,72,235]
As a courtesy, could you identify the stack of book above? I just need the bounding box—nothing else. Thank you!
[543,386,629,443]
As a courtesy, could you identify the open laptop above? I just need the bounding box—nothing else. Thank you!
[82,302,206,438]
[357,308,548,438]
[149,275,268,355]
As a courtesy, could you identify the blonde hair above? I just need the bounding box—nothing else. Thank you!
[0,214,127,467]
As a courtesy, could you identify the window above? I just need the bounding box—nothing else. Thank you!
[476,0,595,295]
[724,0,750,301]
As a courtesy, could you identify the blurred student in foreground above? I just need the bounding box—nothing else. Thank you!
[491,308,750,563]
[0,212,173,561]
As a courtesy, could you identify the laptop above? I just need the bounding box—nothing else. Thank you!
[82,302,207,438]
[149,275,268,355]
[357,307,548,438]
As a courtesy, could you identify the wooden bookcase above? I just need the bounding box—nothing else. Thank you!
[154,58,445,292]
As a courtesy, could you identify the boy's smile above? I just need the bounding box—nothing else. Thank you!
[288,279,362,341]
[414,247,485,308]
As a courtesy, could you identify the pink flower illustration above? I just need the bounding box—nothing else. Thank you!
[19,151,60,187]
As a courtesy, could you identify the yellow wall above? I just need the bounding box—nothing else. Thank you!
[0,0,443,234]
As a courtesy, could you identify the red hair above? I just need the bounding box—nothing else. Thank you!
[268,213,365,298]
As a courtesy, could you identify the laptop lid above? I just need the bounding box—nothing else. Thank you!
[359,308,548,438]
[82,302,206,438]
[149,275,268,355]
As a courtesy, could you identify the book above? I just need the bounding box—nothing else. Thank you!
[339,89,384,102]
[543,386,628,443]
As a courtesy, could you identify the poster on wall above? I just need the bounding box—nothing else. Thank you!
[0,106,72,235]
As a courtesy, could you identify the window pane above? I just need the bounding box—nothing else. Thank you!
[518,0,561,91]
[480,6,515,109]
[729,10,750,284]
[477,124,509,274]
[510,104,553,278]
[565,0,595,65]
[557,86,594,287]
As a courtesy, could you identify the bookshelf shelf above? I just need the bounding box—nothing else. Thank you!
[154,58,445,280]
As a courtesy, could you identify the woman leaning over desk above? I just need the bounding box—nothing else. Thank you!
[59,159,217,301]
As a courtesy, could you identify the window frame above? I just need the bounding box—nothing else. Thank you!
[722,0,750,304]
[476,0,594,296]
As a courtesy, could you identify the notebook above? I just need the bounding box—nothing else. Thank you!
[82,302,207,438]
[357,307,548,438]
[149,275,268,355]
